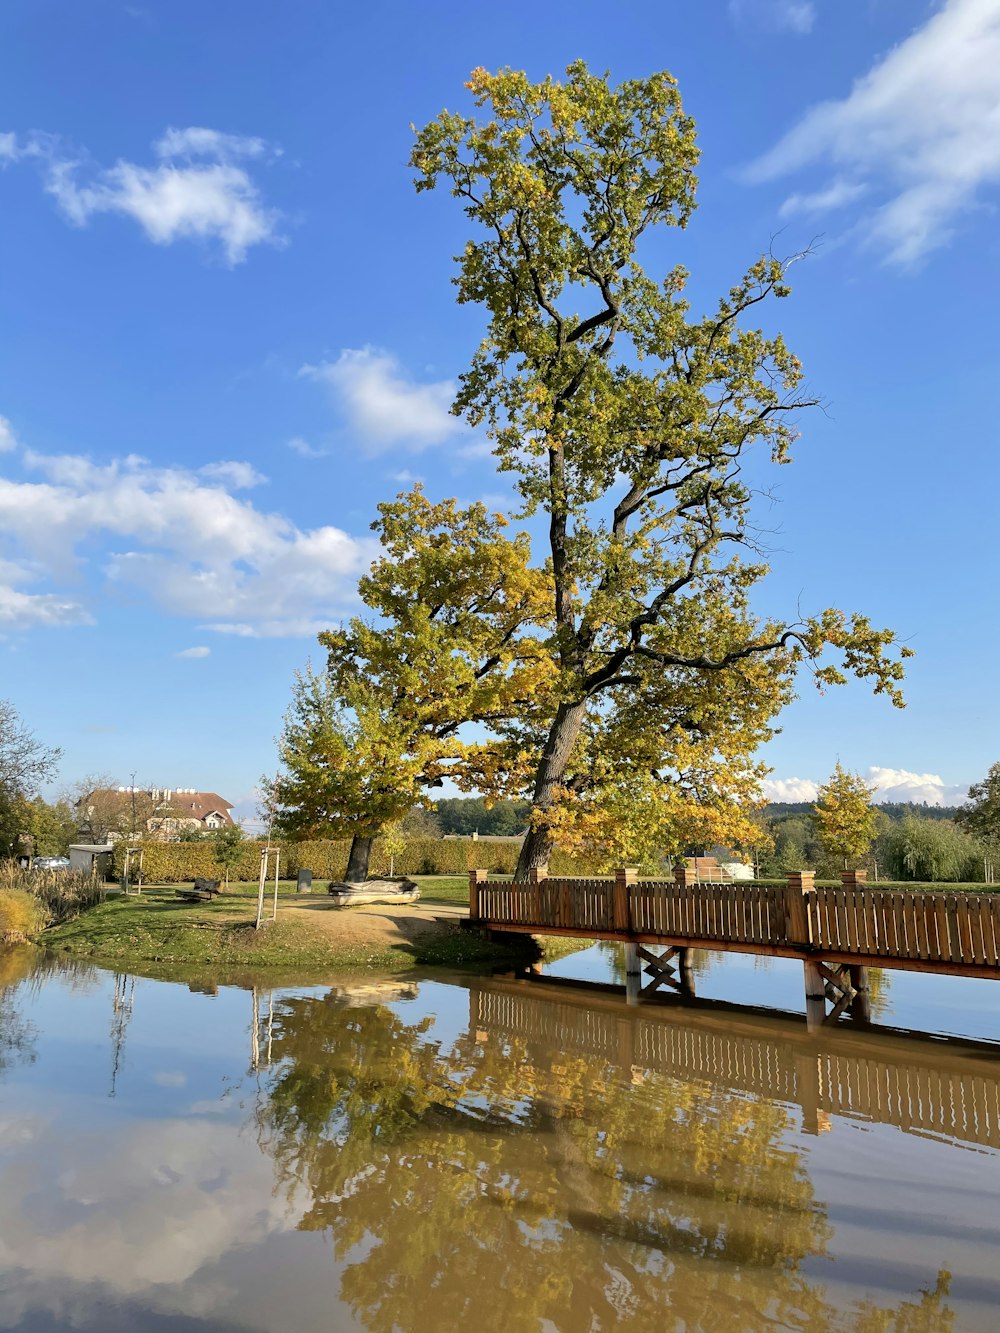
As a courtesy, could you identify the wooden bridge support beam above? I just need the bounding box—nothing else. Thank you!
[803,958,863,1030]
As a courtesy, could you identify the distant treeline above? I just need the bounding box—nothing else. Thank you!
[431,797,964,838]
[765,801,961,823]
[432,798,531,838]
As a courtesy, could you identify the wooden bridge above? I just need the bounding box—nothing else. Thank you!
[468,867,1000,1029]
[465,975,1000,1153]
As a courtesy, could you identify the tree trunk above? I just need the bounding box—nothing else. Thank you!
[345,835,374,883]
[514,699,588,882]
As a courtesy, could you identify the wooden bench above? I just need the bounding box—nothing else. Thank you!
[175,878,223,904]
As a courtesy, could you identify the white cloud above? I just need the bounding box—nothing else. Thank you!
[866,765,969,807]
[746,0,1000,264]
[25,126,284,264]
[198,460,266,489]
[0,132,18,162]
[390,468,422,483]
[761,777,819,802]
[302,347,464,452]
[763,767,969,806]
[0,416,17,452]
[729,0,816,34]
[175,646,210,659]
[286,435,327,459]
[0,449,376,636]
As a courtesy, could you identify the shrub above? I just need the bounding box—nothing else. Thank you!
[0,887,45,938]
[107,835,606,883]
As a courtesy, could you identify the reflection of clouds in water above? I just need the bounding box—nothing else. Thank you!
[0,1114,40,1150]
[152,1071,188,1087]
[0,1117,307,1291]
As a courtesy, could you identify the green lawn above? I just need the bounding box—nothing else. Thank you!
[43,886,388,970]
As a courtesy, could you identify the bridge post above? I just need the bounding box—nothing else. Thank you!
[614,867,637,933]
[803,960,827,1032]
[625,943,641,1005]
[529,863,547,926]
[783,870,815,947]
[678,947,696,996]
[468,869,487,922]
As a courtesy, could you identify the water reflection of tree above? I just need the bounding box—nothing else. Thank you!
[0,947,39,1074]
[0,947,102,1078]
[253,990,952,1333]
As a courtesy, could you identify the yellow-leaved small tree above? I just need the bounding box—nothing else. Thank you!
[812,763,881,870]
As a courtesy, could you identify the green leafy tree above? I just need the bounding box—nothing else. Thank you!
[16,795,77,857]
[0,701,61,857]
[955,762,1000,857]
[435,796,530,837]
[812,763,881,869]
[412,63,911,880]
[265,489,552,881]
[877,815,985,883]
[212,824,246,888]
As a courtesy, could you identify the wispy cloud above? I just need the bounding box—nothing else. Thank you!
[154,127,275,162]
[301,347,464,452]
[286,436,327,459]
[729,0,816,35]
[745,0,1000,264]
[198,460,266,489]
[175,646,210,659]
[2,124,284,264]
[0,416,17,452]
[0,585,93,630]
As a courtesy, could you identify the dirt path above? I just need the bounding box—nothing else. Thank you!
[278,897,467,950]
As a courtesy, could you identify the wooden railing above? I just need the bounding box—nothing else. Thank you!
[812,885,1000,966]
[470,867,1000,976]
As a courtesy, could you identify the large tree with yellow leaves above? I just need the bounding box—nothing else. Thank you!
[411,62,911,879]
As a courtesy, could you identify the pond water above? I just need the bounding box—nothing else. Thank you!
[2,943,1000,1332]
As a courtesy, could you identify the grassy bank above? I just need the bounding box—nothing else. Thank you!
[38,876,572,974]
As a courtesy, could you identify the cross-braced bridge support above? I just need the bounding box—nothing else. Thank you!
[803,960,871,1031]
[625,943,695,1005]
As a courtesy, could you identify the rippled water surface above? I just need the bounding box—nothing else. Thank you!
[2,943,1000,1331]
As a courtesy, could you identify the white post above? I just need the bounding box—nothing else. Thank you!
[255,849,267,929]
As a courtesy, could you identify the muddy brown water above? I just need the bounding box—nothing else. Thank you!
[1,943,1000,1331]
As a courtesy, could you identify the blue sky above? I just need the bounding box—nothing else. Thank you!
[1,0,997,818]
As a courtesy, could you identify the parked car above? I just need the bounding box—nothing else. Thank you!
[31,856,71,871]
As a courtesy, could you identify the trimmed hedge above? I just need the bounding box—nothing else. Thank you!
[110,836,608,883]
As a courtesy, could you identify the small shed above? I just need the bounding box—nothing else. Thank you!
[68,844,114,878]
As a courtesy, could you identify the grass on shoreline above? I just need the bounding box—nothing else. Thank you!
[38,876,578,974]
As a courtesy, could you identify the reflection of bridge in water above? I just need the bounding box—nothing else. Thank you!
[466,975,1000,1153]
